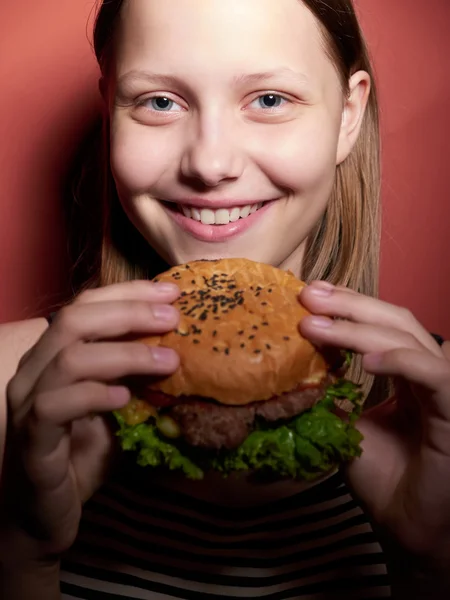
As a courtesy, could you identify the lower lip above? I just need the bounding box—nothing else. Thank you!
[162,201,276,242]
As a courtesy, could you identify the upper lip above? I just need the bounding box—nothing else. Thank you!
[160,198,275,209]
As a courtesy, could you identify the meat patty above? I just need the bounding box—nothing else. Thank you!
[168,382,328,450]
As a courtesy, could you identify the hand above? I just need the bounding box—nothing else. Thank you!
[299,281,450,573]
[0,280,180,565]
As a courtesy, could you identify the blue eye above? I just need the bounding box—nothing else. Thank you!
[256,94,286,109]
[144,96,181,112]
[151,97,174,111]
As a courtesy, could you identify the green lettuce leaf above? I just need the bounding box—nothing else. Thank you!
[113,379,364,481]
[114,412,204,480]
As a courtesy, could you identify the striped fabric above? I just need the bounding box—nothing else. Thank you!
[60,470,391,599]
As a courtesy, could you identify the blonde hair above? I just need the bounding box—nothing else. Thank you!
[69,0,382,400]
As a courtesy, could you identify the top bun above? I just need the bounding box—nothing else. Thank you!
[139,258,328,405]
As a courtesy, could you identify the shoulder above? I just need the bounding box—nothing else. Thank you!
[0,318,49,467]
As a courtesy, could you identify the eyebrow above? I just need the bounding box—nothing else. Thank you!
[233,68,310,86]
[117,67,310,89]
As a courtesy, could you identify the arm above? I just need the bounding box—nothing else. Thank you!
[381,340,450,599]
[0,560,61,600]
[387,341,450,599]
[0,319,59,598]
[0,318,49,471]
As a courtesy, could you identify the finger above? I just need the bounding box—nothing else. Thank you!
[32,382,130,428]
[299,316,426,356]
[34,340,179,393]
[364,349,450,420]
[7,300,180,411]
[74,279,180,306]
[307,280,359,295]
[300,283,442,357]
[18,382,129,491]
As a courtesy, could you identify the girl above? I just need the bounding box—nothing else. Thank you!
[1,0,450,598]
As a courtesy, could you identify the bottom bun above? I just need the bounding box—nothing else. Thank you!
[114,378,364,481]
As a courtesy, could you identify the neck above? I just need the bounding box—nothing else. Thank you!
[279,243,306,277]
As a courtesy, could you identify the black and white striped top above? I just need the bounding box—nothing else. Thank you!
[59,467,391,599]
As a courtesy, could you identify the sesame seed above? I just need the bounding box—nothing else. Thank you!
[240,343,245,348]
[213,330,217,337]
[266,344,271,350]
[283,336,290,341]
[213,347,219,352]
[193,339,200,344]
[254,349,261,354]
[249,335,255,340]
[225,348,230,355]
[252,325,258,330]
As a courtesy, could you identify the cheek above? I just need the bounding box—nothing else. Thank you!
[254,115,340,193]
[110,119,176,194]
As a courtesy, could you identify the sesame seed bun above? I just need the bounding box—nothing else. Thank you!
[136,258,329,406]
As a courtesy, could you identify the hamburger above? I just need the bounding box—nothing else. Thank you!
[114,258,364,480]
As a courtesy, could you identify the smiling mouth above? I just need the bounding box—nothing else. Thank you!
[174,202,265,225]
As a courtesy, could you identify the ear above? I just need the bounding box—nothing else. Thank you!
[336,71,371,165]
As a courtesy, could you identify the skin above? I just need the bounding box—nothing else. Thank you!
[107,0,450,577]
[300,283,450,575]
[1,0,449,594]
[108,0,369,270]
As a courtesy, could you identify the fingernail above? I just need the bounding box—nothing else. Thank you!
[153,282,179,294]
[309,281,334,297]
[309,316,334,329]
[108,386,131,407]
[149,346,178,365]
[152,304,178,322]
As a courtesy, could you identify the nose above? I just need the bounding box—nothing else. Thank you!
[180,118,244,187]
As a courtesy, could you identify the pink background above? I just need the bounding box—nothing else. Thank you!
[0,0,449,337]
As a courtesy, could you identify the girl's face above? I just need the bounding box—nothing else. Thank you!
[109,0,368,272]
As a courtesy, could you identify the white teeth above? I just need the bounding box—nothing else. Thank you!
[215,209,231,225]
[191,207,201,221]
[178,202,264,225]
[200,209,215,225]
[229,207,241,222]
[240,205,251,219]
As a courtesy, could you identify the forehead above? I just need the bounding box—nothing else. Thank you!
[115,0,335,86]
